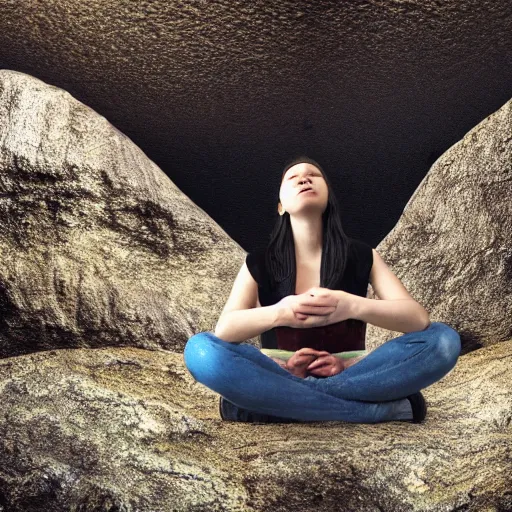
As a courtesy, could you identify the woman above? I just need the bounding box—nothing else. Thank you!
[183,156,461,424]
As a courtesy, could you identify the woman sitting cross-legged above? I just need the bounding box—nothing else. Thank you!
[183,156,461,424]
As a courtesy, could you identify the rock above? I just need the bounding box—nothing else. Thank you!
[366,97,512,355]
[0,341,511,511]
[0,69,257,359]
[1,0,511,259]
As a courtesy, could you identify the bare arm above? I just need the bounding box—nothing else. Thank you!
[349,295,430,333]
[214,306,280,343]
[344,248,430,333]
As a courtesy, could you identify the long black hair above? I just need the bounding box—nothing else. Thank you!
[264,155,351,298]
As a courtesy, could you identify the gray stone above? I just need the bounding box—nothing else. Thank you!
[0,69,257,360]
[366,97,512,354]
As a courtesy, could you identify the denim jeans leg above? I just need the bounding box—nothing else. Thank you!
[308,322,462,402]
[183,331,417,423]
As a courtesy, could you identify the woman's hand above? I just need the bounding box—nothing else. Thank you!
[274,287,355,328]
[284,348,324,379]
[273,291,336,329]
[303,287,354,324]
[306,351,346,377]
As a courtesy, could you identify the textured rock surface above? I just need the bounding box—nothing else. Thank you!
[0,69,259,359]
[0,341,511,511]
[366,97,512,354]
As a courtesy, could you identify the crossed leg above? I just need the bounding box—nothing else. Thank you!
[306,321,461,402]
[183,322,461,423]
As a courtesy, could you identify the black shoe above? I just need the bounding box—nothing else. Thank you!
[406,391,427,423]
[219,396,299,424]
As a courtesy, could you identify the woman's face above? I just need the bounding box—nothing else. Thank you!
[279,163,328,216]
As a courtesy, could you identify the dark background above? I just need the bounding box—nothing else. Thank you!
[1,0,511,251]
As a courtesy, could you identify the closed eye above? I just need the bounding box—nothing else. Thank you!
[288,173,319,180]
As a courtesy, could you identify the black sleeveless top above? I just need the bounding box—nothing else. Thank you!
[245,237,373,352]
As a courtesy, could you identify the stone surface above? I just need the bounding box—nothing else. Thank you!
[0,69,258,359]
[366,96,512,355]
[0,341,510,511]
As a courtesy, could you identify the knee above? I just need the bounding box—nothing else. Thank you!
[430,322,461,371]
[183,331,222,383]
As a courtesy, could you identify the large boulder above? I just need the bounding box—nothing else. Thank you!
[0,69,255,360]
[366,97,512,355]
[0,340,510,511]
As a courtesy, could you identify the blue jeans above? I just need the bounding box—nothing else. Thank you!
[183,322,461,423]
